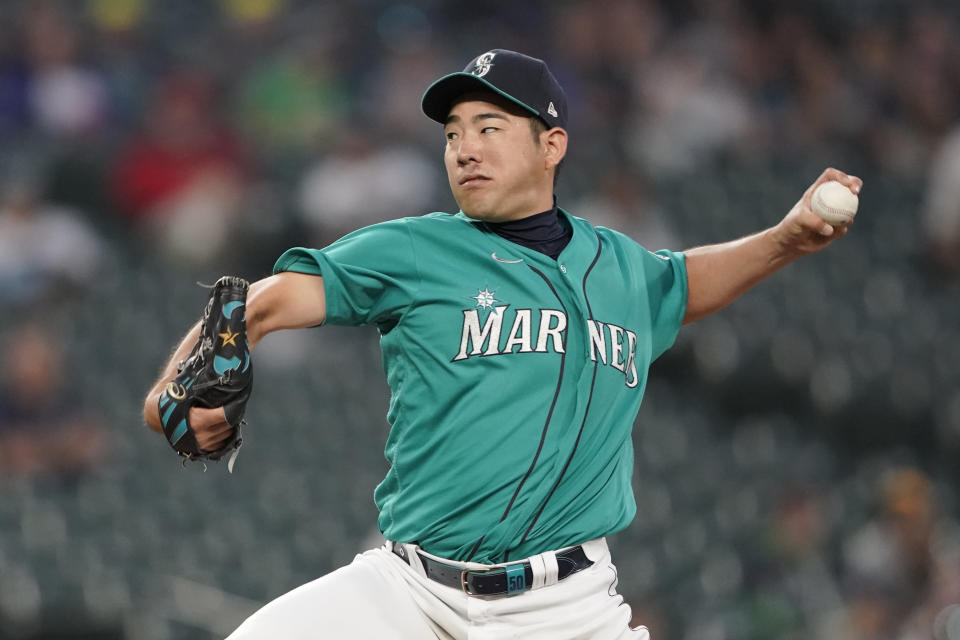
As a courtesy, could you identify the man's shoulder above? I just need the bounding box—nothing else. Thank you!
[406,211,473,226]
[336,211,471,240]
[561,209,636,248]
[563,210,681,266]
[361,211,470,229]
[390,211,480,238]
[593,225,639,248]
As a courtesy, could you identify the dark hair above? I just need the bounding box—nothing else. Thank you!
[530,117,563,188]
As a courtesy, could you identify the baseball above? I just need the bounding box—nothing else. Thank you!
[811,180,858,226]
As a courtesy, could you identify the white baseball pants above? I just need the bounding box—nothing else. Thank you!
[227,538,650,639]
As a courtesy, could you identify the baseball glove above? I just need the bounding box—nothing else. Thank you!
[157,276,253,471]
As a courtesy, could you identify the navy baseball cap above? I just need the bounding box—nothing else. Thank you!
[422,49,568,129]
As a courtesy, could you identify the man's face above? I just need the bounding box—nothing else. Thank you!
[443,93,553,222]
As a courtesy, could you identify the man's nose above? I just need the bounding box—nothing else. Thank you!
[457,132,481,165]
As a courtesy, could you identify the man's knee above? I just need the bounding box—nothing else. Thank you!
[227,551,434,639]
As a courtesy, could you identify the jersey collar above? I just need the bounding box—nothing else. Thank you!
[456,207,600,274]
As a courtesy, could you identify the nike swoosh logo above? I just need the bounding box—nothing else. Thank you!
[491,252,524,264]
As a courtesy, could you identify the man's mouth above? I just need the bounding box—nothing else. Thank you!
[459,174,491,187]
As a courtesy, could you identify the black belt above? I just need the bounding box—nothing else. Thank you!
[391,542,594,597]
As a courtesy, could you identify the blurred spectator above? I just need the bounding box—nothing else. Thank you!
[628,25,752,176]
[0,36,32,137]
[297,127,439,246]
[0,163,106,306]
[838,467,945,638]
[109,70,249,266]
[571,166,680,250]
[0,324,107,476]
[221,0,286,29]
[234,36,348,169]
[922,126,960,276]
[22,3,109,138]
[362,46,447,142]
[899,520,960,640]
[87,0,152,130]
[891,10,960,172]
[747,488,844,637]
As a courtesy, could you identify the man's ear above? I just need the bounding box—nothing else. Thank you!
[542,127,568,170]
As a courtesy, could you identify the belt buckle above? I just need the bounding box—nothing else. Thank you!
[460,567,495,596]
[460,569,475,595]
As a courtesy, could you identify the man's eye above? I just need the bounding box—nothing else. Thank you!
[481,127,498,133]
[446,131,458,141]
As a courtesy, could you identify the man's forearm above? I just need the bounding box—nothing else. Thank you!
[143,321,202,432]
[682,227,801,324]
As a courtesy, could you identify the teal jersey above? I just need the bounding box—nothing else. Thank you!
[274,209,687,563]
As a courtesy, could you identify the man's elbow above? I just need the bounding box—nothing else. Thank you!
[682,307,706,325]
[682,295,707,324]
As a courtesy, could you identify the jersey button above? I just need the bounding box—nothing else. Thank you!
[560,264,568,274]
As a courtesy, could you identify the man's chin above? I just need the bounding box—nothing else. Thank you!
[458,202,495,221]
[460,209,488,220]
[457,196,520,222]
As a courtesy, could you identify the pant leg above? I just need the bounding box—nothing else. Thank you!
[227,549,440,640]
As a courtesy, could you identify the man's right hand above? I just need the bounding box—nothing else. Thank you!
[189,406,235,452]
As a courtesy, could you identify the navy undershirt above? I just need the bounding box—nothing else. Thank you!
[485,202,572,260]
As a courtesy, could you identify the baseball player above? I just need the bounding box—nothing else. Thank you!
[143,49,862,639]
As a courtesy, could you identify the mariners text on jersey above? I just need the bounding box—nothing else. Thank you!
[453,305,640,388]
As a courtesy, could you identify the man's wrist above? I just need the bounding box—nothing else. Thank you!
[765,224,805,264]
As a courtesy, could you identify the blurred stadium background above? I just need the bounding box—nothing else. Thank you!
[0,0,959,638]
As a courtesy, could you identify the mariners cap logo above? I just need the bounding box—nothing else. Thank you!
[472,51,496,77]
